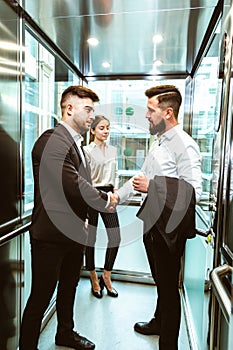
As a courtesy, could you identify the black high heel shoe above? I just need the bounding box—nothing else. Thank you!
[90,278,103,299]
[99,275,118,298]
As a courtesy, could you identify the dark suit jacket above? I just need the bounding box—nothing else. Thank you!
[137,176,196,253]
[30,123,108,245]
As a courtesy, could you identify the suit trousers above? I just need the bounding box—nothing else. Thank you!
[19,238,84,350]
[85,186,121,271]
[143,229,186,350]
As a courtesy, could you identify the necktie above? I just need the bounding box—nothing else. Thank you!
[79,144,86,167]
[75,135,86,167]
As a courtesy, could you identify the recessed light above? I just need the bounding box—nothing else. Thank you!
[152,34,163,44]
[153,59,163,66]
[87,37,99,46]
[102,61,110,68]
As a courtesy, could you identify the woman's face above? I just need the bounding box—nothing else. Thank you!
[91,119,110,142]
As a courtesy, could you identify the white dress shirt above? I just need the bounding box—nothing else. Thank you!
[117,124,202,203]
[60,121,86,167]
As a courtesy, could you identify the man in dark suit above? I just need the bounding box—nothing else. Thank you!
[19,85,116,350]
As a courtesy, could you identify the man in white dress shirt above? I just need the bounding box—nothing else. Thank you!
[115,85,202,350]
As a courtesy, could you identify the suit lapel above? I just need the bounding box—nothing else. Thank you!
[72,141,92,183]
[56,123,92,183]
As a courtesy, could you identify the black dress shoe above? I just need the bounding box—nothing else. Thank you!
[91,287,103,299]
[134,318,160,335]
[55,331,95,349]
[99,275,118,297]
[90,278,103,299]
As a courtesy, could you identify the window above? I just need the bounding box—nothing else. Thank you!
[88,79,185,187]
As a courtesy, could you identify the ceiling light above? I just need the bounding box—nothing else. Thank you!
[102,61,110,68]
[87,37,99,46]
[153,59,163,66]
[152,34,163,44]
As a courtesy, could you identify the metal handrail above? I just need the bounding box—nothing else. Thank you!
[0,222,31,246]
[210,264,232,323]
[196,228,213,237]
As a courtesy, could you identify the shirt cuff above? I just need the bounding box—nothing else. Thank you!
[105,192,111,208]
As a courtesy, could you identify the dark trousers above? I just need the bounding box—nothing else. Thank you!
[85,186,121,271]
[143,229,186,350]
[19,239,84,350]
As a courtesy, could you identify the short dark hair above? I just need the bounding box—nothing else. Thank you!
[145,85,182,118]
[60,85,99,111]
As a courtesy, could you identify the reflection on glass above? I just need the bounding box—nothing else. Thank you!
[0,241,16,350]
[23,30,80,214]
[192,57,222,201]
[184,41,221,349]
[0,121,19,225]
[23,75,39,210]
[226,137,233,251]
[0,38,20,226]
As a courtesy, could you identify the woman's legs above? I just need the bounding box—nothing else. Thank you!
[100,211,121,292]
[85,203,121,295]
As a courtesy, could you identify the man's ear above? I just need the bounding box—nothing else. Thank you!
[165,107,173,119]
[66,103,73,116]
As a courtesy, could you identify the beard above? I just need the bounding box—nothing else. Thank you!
[149,119,166,135]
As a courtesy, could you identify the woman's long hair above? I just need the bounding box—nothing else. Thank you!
[89,115,110,142]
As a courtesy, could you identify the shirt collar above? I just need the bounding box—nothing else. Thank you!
[90,141,108,149]
[157,124,181,144]
[60,120,83,145]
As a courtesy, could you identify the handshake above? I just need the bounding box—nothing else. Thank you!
[107,192,120,212]
[106,173,149,213]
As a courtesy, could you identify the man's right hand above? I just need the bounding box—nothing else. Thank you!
[107,192,119,212]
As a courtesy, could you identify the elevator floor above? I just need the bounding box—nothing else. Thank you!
[38,277,190,350]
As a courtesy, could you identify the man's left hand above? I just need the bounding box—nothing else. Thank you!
[132,175,149,193]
